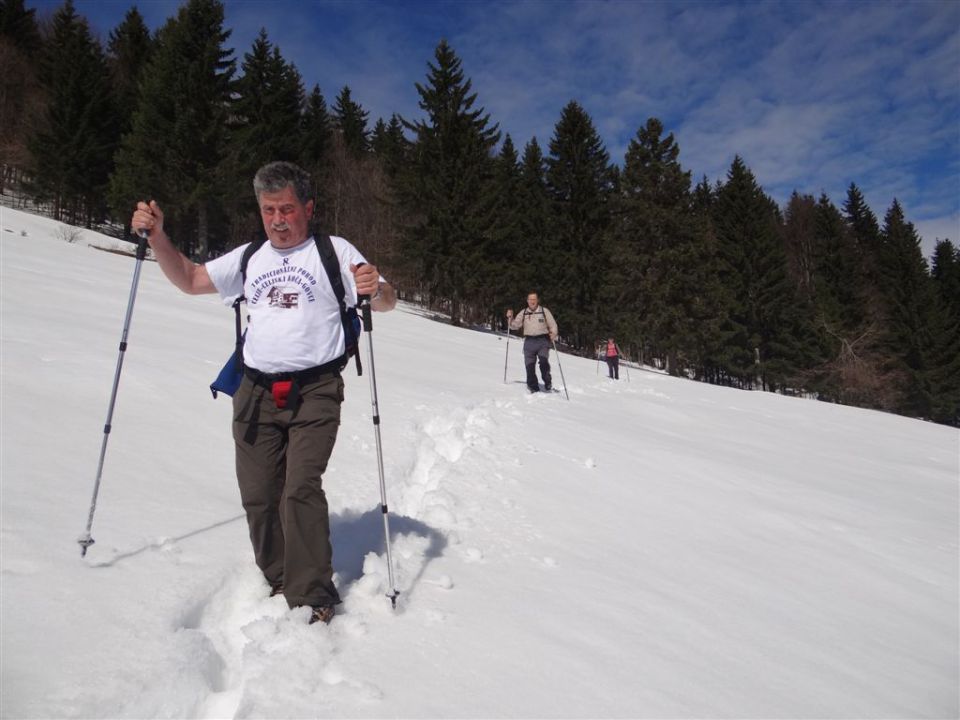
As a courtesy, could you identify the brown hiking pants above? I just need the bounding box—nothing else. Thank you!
[232,372,344,609]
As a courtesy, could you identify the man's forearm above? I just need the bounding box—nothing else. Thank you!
[148,230,206,294]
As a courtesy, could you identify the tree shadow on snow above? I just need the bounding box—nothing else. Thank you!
[330,507,446,593]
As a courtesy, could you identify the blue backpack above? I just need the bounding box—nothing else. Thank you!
[210,234,362,398]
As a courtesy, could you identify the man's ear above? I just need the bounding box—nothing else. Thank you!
[306,199,315,217]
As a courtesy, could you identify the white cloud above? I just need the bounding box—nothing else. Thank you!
[914,213,960,261]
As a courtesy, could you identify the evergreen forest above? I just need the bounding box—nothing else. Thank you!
[2,0,958,426]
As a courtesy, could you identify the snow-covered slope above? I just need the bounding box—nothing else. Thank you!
[2,207,957,718]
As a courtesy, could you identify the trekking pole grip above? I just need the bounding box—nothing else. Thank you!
[356,262,374,331]
[358,294,373,330]
[135,228,149,260]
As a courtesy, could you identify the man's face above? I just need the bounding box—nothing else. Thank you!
[527,293,539,310]
[258,185,313,249]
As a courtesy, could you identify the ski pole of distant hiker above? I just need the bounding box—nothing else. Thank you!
[551,338,570,401]
[78,230,149,557]
[619,343,630,382]
[503,324,511,383]
[358,289,401,609]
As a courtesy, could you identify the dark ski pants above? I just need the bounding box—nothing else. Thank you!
[523,335,552,390]
[606,356,619,379]
[232,372,343,609]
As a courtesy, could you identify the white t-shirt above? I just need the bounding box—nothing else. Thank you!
[206,235,368,373]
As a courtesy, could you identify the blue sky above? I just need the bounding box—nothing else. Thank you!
[31,0,960,258]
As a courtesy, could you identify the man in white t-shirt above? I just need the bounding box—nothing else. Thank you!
[131,161,396,625]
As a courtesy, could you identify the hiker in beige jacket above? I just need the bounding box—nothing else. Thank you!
[506,292,558,393]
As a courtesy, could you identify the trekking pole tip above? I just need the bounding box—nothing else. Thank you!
[78,535,94,557]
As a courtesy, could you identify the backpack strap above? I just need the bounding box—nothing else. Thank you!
[240,236,268,288]
[228,236,268,374]
[315,234,362,375]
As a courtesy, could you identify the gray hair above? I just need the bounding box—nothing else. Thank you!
[253,161,313,205]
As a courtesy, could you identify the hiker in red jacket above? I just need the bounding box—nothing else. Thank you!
[604,337,620,380]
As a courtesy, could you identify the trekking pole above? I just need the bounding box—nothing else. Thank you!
[619,344,630,382]
[358,290,401,609]
[78,230,149,557]
[550,338,570,401]
[503,324,511,383]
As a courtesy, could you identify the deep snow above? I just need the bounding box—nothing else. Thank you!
[1,206,958,719]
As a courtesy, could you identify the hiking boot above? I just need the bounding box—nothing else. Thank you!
[269,583,284,598]
[309,605,335,625]
[528,385,540,393]
[544,383,552,391]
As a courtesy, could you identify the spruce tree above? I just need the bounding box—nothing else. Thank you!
[806,194,862,400]
[924,298,960,426]
[843,183,884,311]
[927,240,960,424]
[780,191,886,403]
[230,28,305,217]
[692,175,714,215]
[0,0,43,186]
[712,157,812,390]
[232,29,305,169]
[544,100,616,348]
[684,214,727,381]
[685,176,730,381]
[106,7,152,139]
[401,40,500,324]
[931,239,960,306]
[811,194,864,331]
[0,0,40,54]
[302,84,331,170]
[110,0,235,258]
[782,192,819,300]
[359,114,408,278]
[611,117,720,374]
[517,137,553,307]
[226,28,304,243]
[824,183,903,407]
[371,118,387,150]
[477,134,527,326]
[28,0,116,225]
[877,200,942,417]
[333,85,370,157]
[300,83,332,216]
[371,114,408,179]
